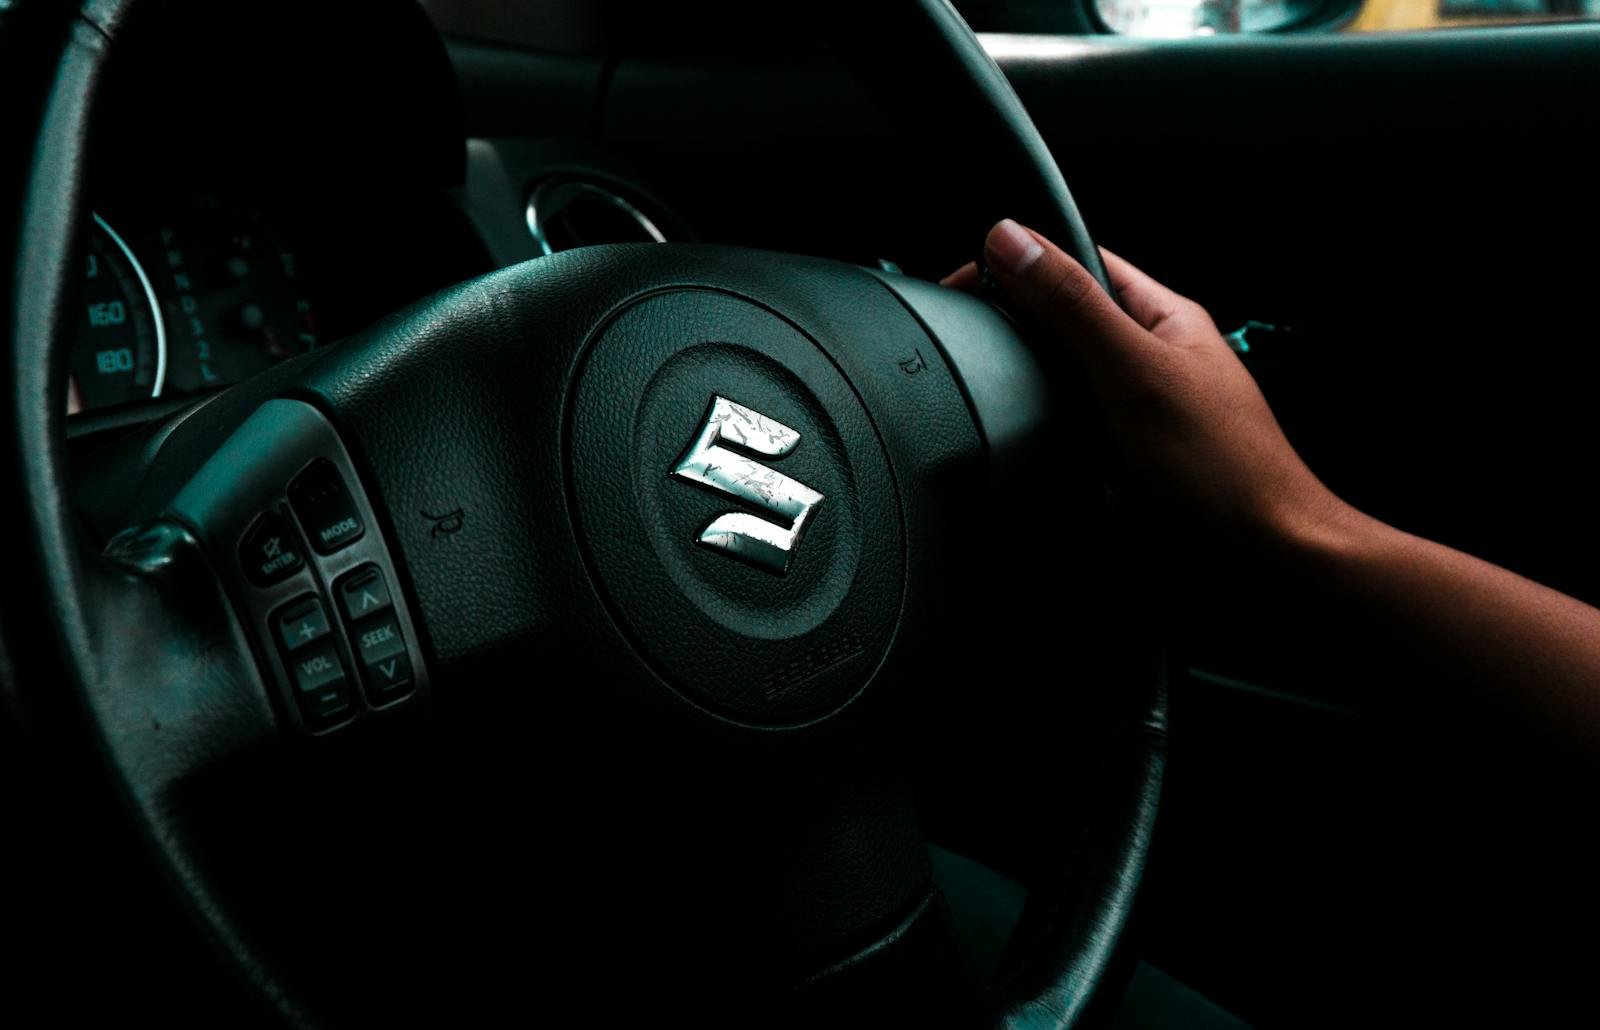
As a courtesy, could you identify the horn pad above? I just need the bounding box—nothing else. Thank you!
[565,288,904,726]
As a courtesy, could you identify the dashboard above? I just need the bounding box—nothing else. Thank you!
[72,197,316,413]
[66,184,490,430]
[63,0,475,433]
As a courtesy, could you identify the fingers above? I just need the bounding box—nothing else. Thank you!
[1097,246,1202,338]
[940,262,980,290]
[946,222,1210,364]
[982,219,1154,368]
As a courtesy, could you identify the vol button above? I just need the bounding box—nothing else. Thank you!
[275,595,330,653]
[289,640,353,730]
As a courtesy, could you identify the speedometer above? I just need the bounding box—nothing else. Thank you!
[67,196,325,415]
[68,213,167,412]
[155,196,319,393]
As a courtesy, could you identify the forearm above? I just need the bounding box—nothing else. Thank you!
[1279,501,1600,749]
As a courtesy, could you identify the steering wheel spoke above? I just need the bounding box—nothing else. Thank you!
[165,398,431,736]
[90,521,280,797]
[793,888,979,1025]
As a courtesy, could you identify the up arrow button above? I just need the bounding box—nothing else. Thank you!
[336,564,393,623]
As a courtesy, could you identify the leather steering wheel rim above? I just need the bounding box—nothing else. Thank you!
[2,1,1166,1025]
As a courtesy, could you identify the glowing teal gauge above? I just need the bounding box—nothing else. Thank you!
[69,213,167,412]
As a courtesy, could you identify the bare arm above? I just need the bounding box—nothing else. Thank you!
[954,220,1600,750]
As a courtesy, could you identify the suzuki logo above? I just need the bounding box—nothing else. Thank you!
[670,396,824,574]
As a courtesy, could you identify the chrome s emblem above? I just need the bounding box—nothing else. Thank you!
[670,396,824,574]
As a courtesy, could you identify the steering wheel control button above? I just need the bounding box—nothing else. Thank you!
[288,642,354,730]
[168,400,431,736]
[274,595,331,653]
[240,510,305,586]
[352,615,405,665]
[351,615,412,703]
[288,458,365,554]
[364,650,413,704]
[336,565,392,622]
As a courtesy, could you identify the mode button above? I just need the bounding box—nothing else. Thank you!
[288,458,365,554]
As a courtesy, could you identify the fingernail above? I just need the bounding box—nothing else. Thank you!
[986,219,1043,276]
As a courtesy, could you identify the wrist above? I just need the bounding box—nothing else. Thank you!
[1255,483,1383,574]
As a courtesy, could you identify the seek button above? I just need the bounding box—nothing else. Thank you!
[352,613,412,702]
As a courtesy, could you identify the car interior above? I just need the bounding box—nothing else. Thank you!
[4,0,1600,1025]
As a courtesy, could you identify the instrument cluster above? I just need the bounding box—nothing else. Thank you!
[70,194,319,414]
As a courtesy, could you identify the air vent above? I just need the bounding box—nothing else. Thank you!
[525,179,668,256]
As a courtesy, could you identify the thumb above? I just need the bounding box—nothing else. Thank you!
[983,219,1154,371]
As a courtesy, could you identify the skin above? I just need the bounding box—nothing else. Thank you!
[949,219,1600,755]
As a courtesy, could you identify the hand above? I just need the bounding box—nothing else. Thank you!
[944,219,1351,552]
[954,226,1600,779]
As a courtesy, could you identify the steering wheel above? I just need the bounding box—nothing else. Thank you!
[4,0,1166,1025]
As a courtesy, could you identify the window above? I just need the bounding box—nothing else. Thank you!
[1091,0,1600,35]
[1349,0,1600,32]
